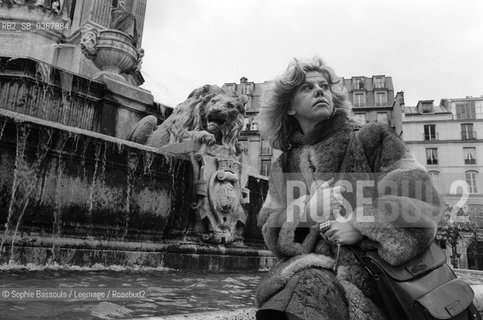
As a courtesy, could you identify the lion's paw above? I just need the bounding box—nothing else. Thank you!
[195,131,216,146]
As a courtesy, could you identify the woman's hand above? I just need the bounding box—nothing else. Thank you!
[305,178,346,225]
[323,221,363,246]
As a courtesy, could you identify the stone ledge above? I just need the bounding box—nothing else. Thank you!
[130,308,256,320]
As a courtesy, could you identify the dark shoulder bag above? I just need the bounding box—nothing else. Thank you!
[340,130,481,320]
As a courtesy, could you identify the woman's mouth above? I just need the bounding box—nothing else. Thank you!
[313,100,328,108]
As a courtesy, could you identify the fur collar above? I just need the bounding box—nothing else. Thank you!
[290,109,357,147]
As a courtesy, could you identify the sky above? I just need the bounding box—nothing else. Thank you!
[140,0,483,108]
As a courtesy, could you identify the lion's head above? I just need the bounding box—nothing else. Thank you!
[80,26,98,59]
[204,90,247,150]
[143,85,247,153]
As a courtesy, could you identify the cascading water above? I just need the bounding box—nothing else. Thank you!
[87,141,102,217]
[50,131,70,264]
[0,117,7,146]
[124,152,139,239]
[0,122,31,262]
[0,59,269,272]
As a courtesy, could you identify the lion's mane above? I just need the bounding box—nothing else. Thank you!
[142,85,246,153]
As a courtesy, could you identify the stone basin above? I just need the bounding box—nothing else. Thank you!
[91,29,139,77]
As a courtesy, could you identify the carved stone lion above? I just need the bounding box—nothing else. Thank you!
[127,85,250,245]
[128,84,247,154]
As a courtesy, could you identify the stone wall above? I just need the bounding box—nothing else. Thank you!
[0,108,272,270]
[0,108,193,264]
[0,57,163,139]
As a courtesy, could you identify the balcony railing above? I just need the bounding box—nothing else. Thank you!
[374,82,386,89]
[352,80,365,90]
[427,159,439,165]
[423,132,439,141]
[465,159,477,165]
[461,131,477,140]
[261,147,272,155]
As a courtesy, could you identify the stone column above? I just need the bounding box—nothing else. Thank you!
[131,0,147,47]
[85,0,112,28]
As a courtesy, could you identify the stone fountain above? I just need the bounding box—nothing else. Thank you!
[0,0,273,272]
[0,3,482,320]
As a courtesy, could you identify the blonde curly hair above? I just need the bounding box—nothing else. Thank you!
[257,57,352,151]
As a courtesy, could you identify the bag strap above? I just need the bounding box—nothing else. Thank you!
[337,129,379,276]
[338,129,358,175]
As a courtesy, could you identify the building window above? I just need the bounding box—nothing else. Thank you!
[467,241,483,270]
[421,103,433,113]
[244,96,254,112]
[456,102,476,120]
[352,78,365,90]
[376,112,387,123]
[223,84,237,92]
[260,159,271,176]
[250,120,259,131]
[374,77,385,89]
[241,83,253,96]
[426,148,438,165]
[354,113,366,123]
[428,171,440,192]
[353,93,366,107]
[461,123,476,140]
[465,170,479,193]
[375,92,387,107]
[468,204,483,227]
[424,124,437,141]
[243,118,250,131]
[238,139,248,153]
[261,139,272,155]
[464,147,477,164]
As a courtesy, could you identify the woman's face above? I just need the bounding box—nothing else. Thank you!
[290,71,334,134]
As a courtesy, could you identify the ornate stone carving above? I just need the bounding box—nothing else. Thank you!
[80,26,98,60]
[127,85,250,244]
[80,26,144,81]
[0,0,64,14]
[109,0,138,47]
[195,152,250,244]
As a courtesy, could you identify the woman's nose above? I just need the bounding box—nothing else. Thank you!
[314,86,324,97]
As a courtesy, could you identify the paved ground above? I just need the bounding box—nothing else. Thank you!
[130,308,256,320]
[0,266,481,320]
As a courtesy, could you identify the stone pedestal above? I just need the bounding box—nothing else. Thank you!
[0,57,160,139]
[99,73,156,139]
[160,141,251,245]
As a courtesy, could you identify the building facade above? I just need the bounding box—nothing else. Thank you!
[223,78,280,177]
[342,75,401,134]
[402,96,483,269]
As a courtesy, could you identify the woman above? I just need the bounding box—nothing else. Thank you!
[255,57,442,320]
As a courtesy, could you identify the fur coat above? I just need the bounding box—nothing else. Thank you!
[255,109,443,320]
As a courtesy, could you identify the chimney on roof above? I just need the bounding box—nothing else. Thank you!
[240,77,248,84]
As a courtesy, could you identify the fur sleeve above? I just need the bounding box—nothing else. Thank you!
[349,124,443,266]
[259,157,320,258]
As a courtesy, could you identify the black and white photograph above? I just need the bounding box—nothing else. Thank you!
[0,0,482,319]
